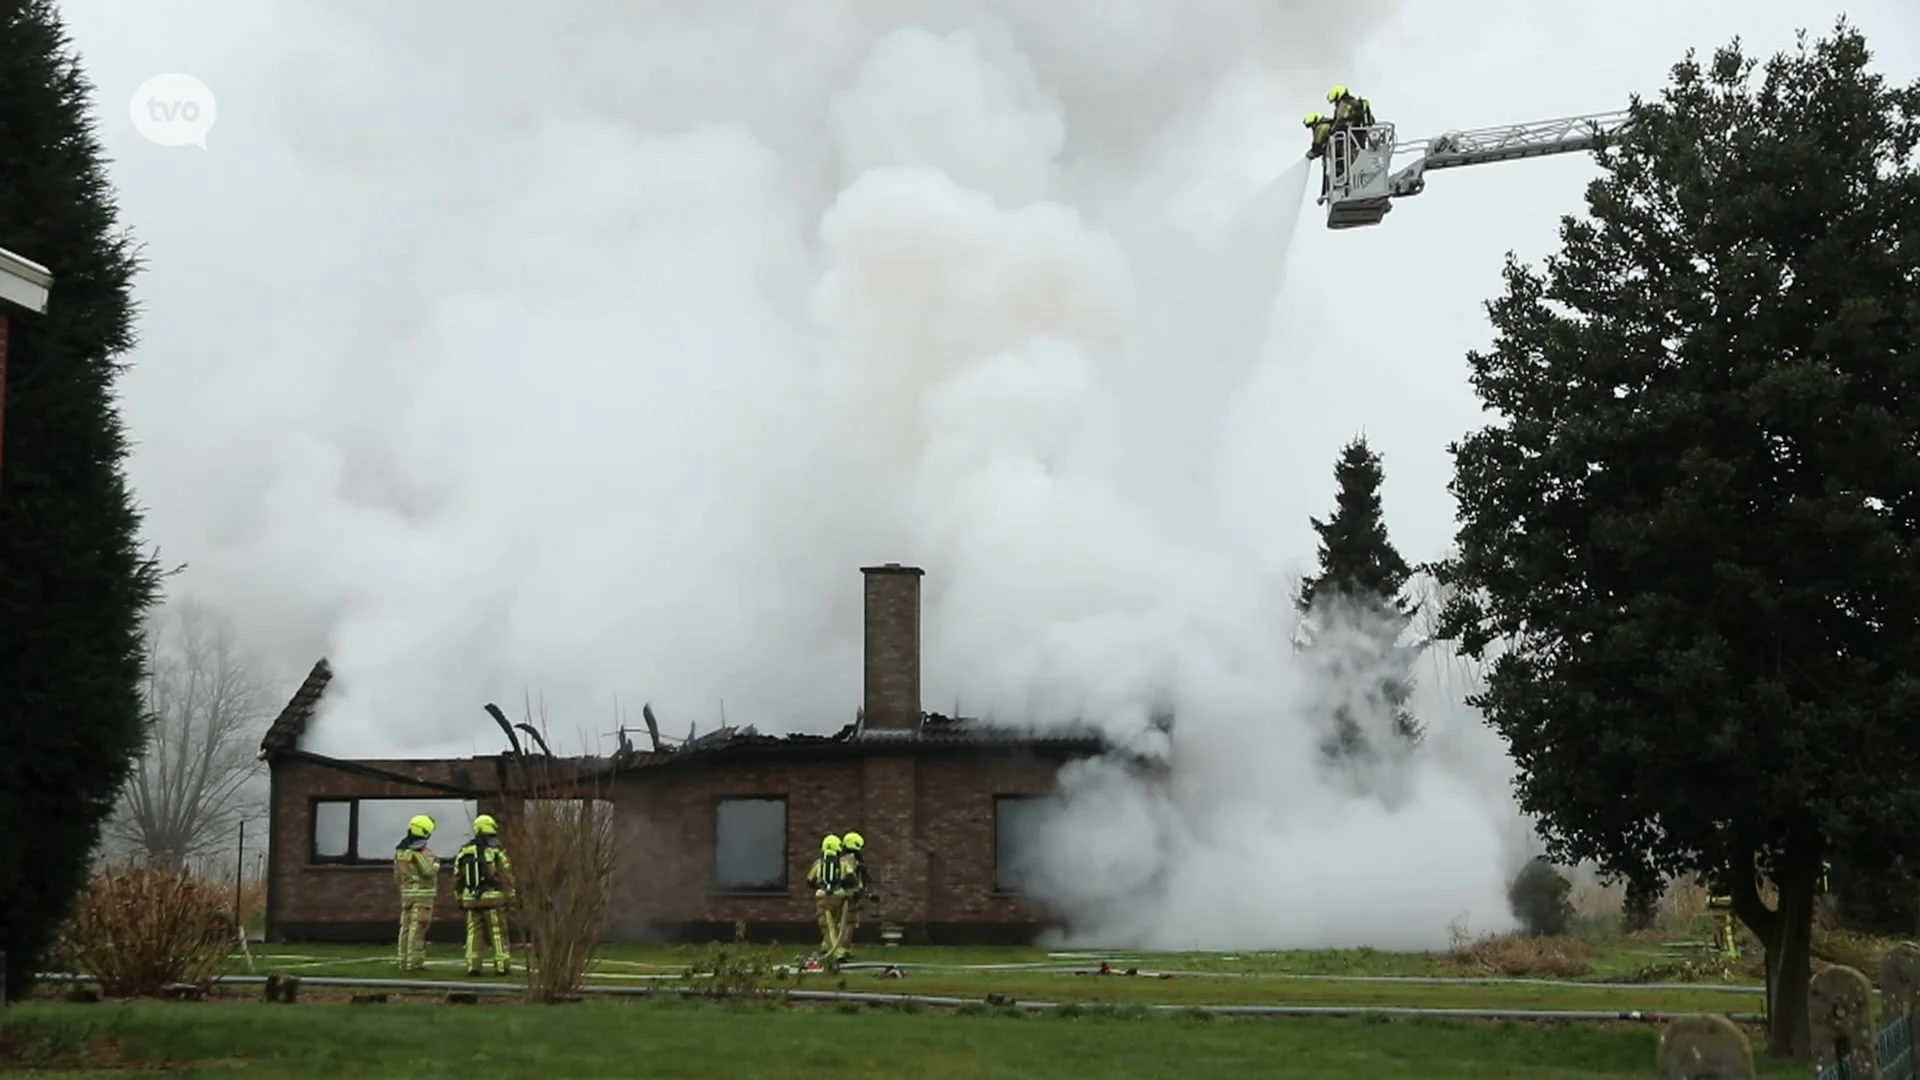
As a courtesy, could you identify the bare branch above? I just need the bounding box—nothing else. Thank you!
[110,600,274,865]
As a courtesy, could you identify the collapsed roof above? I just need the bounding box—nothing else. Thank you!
[257,564,1112,772]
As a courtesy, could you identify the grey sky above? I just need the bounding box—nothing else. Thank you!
[49,0,1920,760]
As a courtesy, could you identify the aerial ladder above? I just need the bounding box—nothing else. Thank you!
[1315,110,1635,229]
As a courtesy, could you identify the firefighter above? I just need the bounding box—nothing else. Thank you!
[836,832,872,962]
[1304,111,1336,198]
[393,814,439,971]
[1303,110,1334,159]
[454,814,515,976]
[806,834,848,963]
[1704,869,1739,961]
[1327,85,1376,141]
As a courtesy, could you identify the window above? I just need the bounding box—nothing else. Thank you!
[522,798,614,826]
[308,797,477,865]
[520,798,615,844]
[312,801,352,859]
[994,795,1054,894]
[713,797,787,894]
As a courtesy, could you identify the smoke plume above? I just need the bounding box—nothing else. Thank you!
[110,0,1523,947]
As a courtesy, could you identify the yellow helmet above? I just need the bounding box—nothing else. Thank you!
[1327,85,1348,103]
[473,813,498,836]
[821,834,842,856]
[1303,110,1323,127]
[841,832,864,852]
[407,814,435,838]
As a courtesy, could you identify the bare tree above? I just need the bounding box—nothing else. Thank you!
[111,600,273,866]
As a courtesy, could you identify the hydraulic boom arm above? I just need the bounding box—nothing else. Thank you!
[1316,110,1634,230]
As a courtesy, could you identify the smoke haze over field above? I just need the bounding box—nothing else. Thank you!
[58,0,1920,948]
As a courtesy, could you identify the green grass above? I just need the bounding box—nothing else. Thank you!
[220,942,1763,1014]
[237,938,1754,983]
[0,999,1807,1079]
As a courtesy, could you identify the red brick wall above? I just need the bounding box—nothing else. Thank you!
[269,747,1078,944]
[861,565,923,730]
[266,757,506,941]
[606,749,1068,941]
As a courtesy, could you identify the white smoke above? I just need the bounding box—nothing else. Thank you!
[99,0,1526,947]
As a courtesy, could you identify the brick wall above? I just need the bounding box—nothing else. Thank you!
[606,747,1070,944]
[269,746,1080,945]
[861,564,923,730]
[266,756,505,942]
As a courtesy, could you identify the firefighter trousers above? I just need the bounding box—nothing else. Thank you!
[396,897,434,969]
[837,892,862,957]
[815,893,847,957]
[463,904,510,974]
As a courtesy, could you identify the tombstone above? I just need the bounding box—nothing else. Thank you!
[1811,964,1879,1080]
[1657,1014,1756,1080]
[1882,943,1920,1022]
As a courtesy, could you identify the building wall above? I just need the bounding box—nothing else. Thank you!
[607,749,1066,944]
[267,748,1074,945]
[266,756,508,943]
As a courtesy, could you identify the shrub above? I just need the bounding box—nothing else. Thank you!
[683,924,793,1001]
[502,759,619,1004]
[58,861,233,996]
[1828,859,1920,937]
[1449,933,1594,978]
[1621,875,1662,933]
[1507,857,1574,937]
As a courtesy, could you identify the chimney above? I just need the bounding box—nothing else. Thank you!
[861,563,925,733]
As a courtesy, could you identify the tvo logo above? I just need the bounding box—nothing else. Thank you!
[130,73,218,149]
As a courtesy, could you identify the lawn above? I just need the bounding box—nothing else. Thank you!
[234,937,1735,982]
[0,998,1808,1080]
[217,941,1765,1015]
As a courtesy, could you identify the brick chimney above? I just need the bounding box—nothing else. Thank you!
[861,563,925,733]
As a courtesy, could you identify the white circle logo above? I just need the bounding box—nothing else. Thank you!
[129,73,218,150]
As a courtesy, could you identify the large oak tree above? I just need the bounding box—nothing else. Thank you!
[1435,22,1920,1059]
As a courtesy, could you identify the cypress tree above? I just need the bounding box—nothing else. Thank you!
[1295,436,1421,758]
[0,0,162,1000]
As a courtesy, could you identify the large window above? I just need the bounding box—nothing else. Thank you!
[309,797,477,865]
[713,796,787,894]
[994,795,1054,894]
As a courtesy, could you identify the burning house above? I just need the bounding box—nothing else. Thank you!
[259,563,1111,946]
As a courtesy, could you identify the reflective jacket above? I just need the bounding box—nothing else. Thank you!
[1332,95,1375,129]
[1306,120,1334,159]
[454,836,513,909]
[393,835,439,901]
[844,852,871,895]
[807,855,847,896]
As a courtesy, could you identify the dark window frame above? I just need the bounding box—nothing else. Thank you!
[308,796,476,866]
[711,794,790,896]
[993,794,1048,895]
[308,797,360,865]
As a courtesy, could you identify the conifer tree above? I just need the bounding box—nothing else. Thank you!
[0,0,162,1000]
[1296,436,1421,758]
